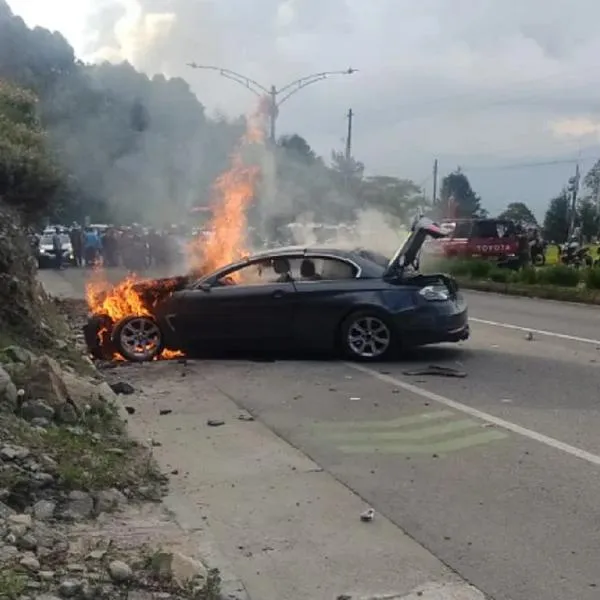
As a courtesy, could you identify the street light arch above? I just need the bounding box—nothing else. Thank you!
[187,62,357,142]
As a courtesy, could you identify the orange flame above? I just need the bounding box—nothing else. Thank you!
[84,101,268,360]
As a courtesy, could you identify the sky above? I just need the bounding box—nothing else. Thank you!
[9,0,600,218]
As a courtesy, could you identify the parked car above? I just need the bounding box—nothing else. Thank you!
[84,218,469,362]
[37,233,75,268]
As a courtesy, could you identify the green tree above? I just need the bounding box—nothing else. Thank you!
[278,134,318,164]
[577,197,598,241]
[498,201,538,226]
[439,169,485,218]
[542,192,569,243]
[0,81,62,222]
[584,159,600,200]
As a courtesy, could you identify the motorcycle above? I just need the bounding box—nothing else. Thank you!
[560,242,593,268]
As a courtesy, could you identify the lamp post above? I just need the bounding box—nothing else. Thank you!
[187,63,357,142]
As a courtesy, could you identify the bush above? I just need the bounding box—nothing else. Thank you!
[489,268,512,283]
[584,267,600,290]
[517,267,538,285]
[468,260,492,279]
[445,259,472,277]
[537,264,581,287]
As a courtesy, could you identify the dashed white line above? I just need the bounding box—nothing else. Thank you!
[470,317,600,346]
[348,363,600,467]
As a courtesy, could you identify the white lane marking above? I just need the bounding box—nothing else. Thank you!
[470,317,600,346]
[347,363,600,467]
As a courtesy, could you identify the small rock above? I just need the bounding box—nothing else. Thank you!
[19,553,41,572]
[125,406,135,415]
[108,559,133,582]
[58,579,82,597]
[8,513,32,527]
[30,417,52,428]
[360,508,375,522]
[159,409,172,415]
[33,500,56,520]
[66,491,94,519]
[95,488,126,514]
[525,331,534,341]
[0,365,18,410]
[0,444,30,460]
[110,381,135,395]
[16,533,38,551]
[238,414,254,422]
[38,570,55,581]
[207,419,225,427]
[150,551,208,586]
[0,544,19,562]
[20,399,55,421]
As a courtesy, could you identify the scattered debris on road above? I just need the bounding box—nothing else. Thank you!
[238,413,255,422]
[350,396,361,401]
[207,419,225,427]
[525,331,534,341]
[360,508,375,522]
[403,365,467,378]
[109,381,135,395]
[159,408,173,415]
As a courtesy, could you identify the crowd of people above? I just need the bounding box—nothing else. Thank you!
[31,224,189,271]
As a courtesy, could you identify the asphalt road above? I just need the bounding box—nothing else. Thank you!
[40,268,600,600]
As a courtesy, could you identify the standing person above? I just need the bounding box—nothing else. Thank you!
[51,227,64,270]
[70,223,83,267]
[83,227,101,267]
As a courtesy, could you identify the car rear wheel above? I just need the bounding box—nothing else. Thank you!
[340,310,395,361]
[112,315,165,362]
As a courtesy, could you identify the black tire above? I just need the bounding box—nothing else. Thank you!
[111,315,165,362]
[339,309,396,361]
[83,314,115,360]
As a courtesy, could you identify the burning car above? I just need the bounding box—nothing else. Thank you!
[84,218,469,362]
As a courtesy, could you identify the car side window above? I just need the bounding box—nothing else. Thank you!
[214,258,293,286]
[295,257,357,282]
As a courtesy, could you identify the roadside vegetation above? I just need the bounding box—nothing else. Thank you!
[438,258,600,304]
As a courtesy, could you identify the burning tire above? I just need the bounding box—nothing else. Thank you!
[83,314,117,360]
[111,315,165,362]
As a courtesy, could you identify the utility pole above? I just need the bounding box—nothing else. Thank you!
[432,159,438,205]
[568,163,580,240]
[345,108,353,161]
[187,63,357,143]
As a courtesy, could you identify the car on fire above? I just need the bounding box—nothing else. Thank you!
[84,218,470,362]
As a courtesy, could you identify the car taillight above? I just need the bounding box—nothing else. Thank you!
[418,285,450,301]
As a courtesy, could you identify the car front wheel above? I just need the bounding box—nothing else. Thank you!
[339,310,395,361]
[112,315,165,362]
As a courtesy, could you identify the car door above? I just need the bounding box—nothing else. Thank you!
[171,261,296,348]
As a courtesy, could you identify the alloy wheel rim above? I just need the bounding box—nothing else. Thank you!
[120,317,161,360]
[347,316,391,358]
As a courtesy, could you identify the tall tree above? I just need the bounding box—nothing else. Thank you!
[498,202,538,225]
[583,159,600,200]
[577,197,598,241]
[542,192,569,243]
[0,81,62,222]
[278,134,318,164]
[439,169,485,218]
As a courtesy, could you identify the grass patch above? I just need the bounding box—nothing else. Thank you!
[0,569,27,600]
[2,414,163,493]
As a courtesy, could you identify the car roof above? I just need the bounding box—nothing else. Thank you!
[247,245,360,260]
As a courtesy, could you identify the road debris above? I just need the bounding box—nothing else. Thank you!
[525,331,534,341]
[350,396,361,401]
[403,365,467,378]
[159,409,173,415]
[109,381,135,395]
[238,413,254,422]
[360,508,375,522]
[124,406,136,415]
[207,419,225,427]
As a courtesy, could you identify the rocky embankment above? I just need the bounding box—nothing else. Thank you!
[0,337,221,600]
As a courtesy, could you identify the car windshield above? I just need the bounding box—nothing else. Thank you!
[40,234,69,245]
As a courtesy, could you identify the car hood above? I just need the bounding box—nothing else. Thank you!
[383,217,445,278]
